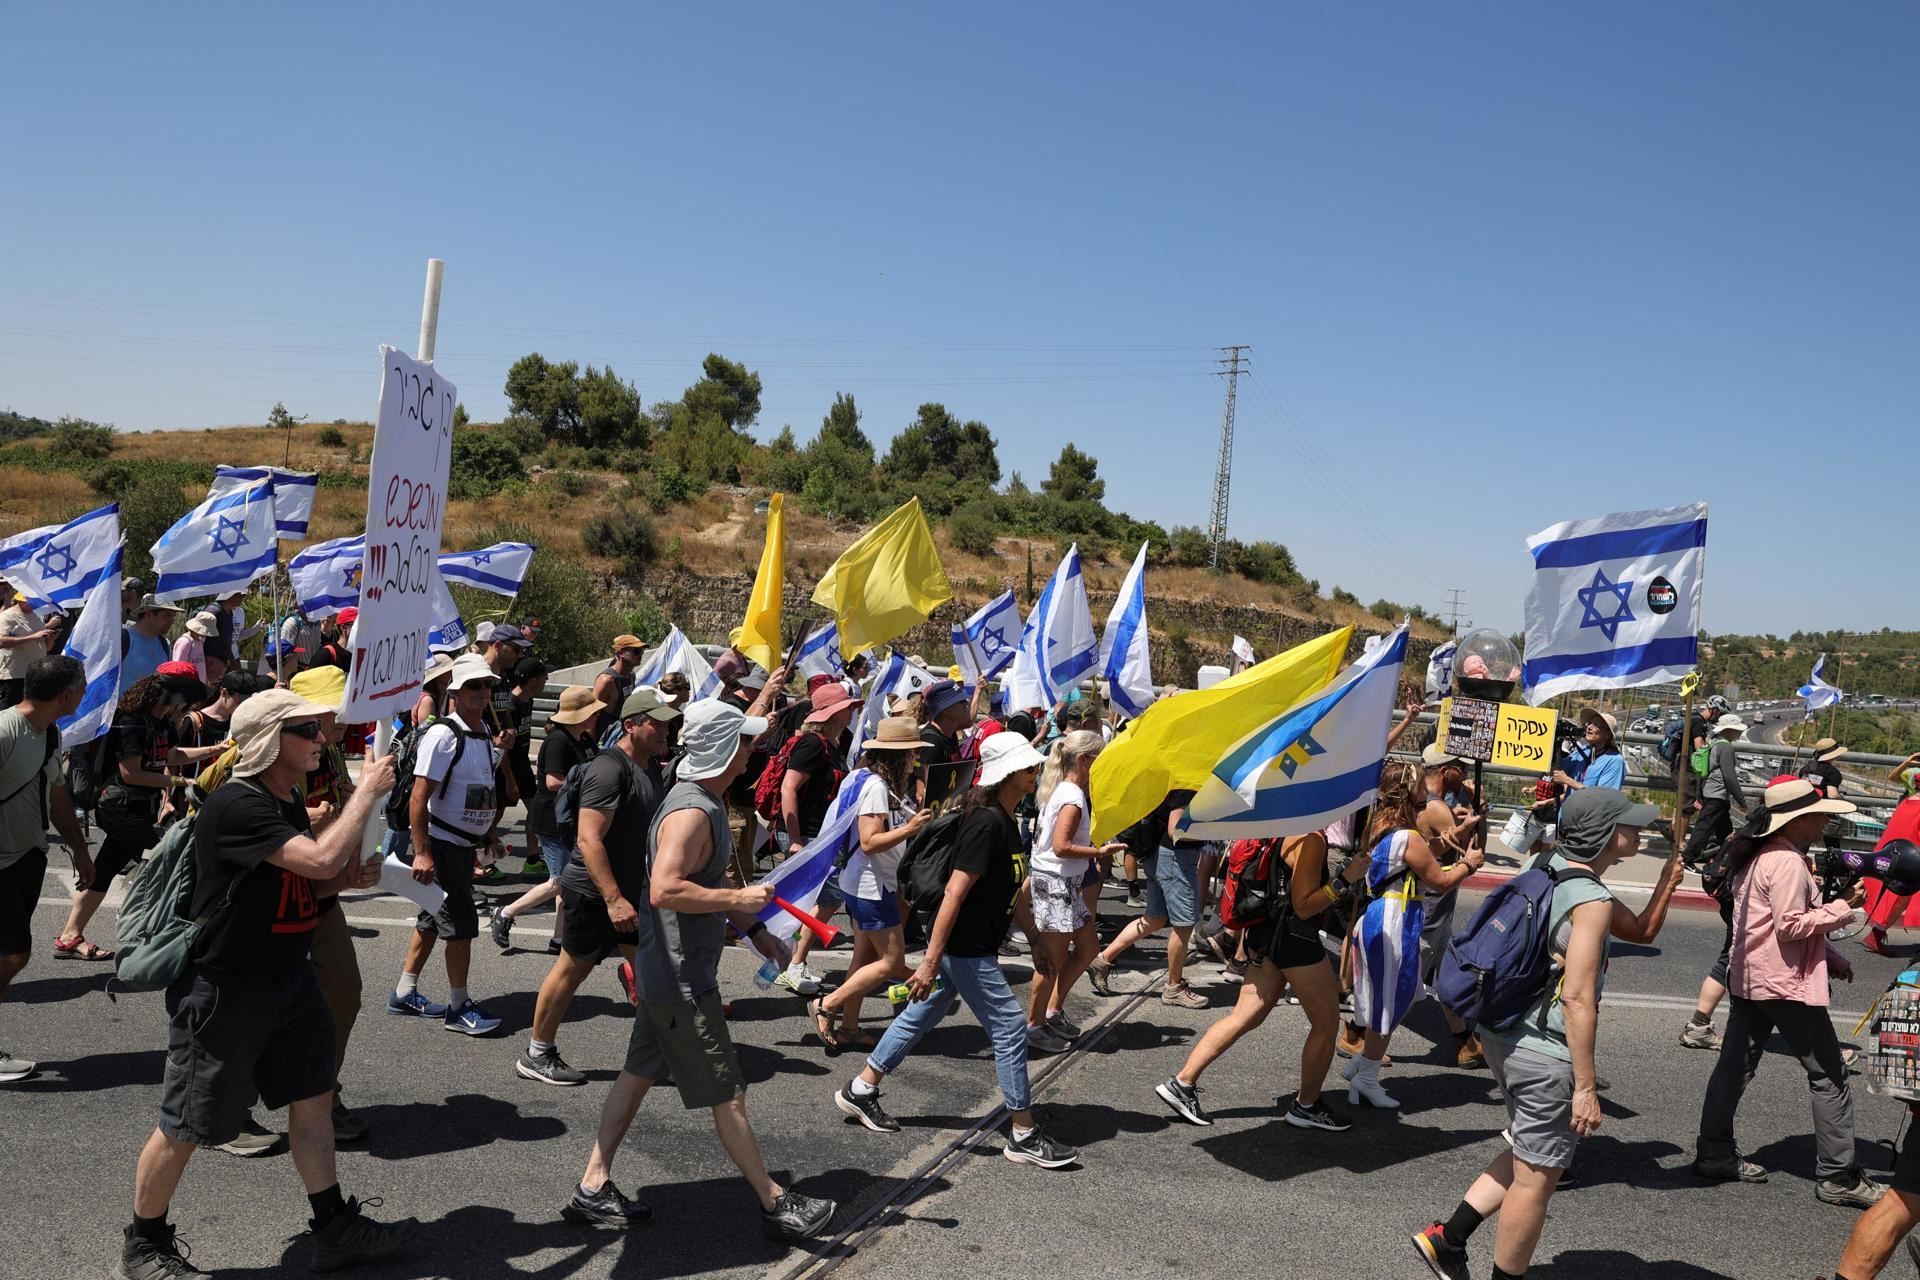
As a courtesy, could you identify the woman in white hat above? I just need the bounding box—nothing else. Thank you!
[1693,777,1884,1208]
[171,611,220,684]
[832,730,1079,1169]
[1024,730,1125,1053]
[811,717,934,1050]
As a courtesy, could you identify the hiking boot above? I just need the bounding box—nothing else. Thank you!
[1220,959,1248,984]
[489,911,514,952]
[1679,1020,1723,1051]
[561,1180,653,1229]
[1284,1096,1352,1132]
[1161,982,1208,1010]
[1411,1223,1470,1280]
[309,1196,419,1272]
[1004,1125,1079,1168]
[761,1190,836,1243]
[1816,1167,1887,1209]
[1046,1009,1082,1040]
[1454,1033,1486,1069]
[516,1047,587,1087]
[1025,1024,1071,1055]
[215,1116,283,1158]
[1085,955,1114,995]
[331,1098,369,1146]
[834,1083,901,1133]
[116,1224,206,1279]
[1692,1155,1768,1184]
[0,1049,37,1083]
[1335,1024,1366,1059]
[1155,1076,1212,1126]
[385,989,448,1019]
[443,1000,503,1036]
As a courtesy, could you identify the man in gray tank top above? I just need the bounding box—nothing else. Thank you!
[559,699,838,1245]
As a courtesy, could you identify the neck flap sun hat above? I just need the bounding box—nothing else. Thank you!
[677,699,767,782]
[1759,776,1856,837]
[1715,715,1748,738]
[976,730,1047,787]
[231,687,333,778]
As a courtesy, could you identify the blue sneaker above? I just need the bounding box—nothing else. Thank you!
[444,1000,502,1036]
[386,989,448,1018]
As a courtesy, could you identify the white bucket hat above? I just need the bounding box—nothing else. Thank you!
[977,731,1047,787]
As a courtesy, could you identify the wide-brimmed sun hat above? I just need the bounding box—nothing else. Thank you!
[1759,777,1856,837]
[804,683,862,723]
[977,731,1047,787]
[447,654,498,691]
[1812,737,1847,763]
[1579,708,1618,740]
[862,717,924,752]
[549,686,601,726]
[185,612,219,638]
[1715,715,1748,738]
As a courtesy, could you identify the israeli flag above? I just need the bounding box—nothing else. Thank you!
[288,534,366,619]
[847,651,934,767]
[439,542,535,597]
[1799,655,1843,720]
[57,541,125,746]
[1098,542,1153,720]
[427,565,469,653]
[1177,624,1410,840]
[952,589,1021,687]
[1521,502,1708,706]
[752,769,869,945]
[1011,543,1096,708]
[1425,639,1457,703]
[209,465,318,539]
[151,475,279,604]
[632,626,723,700]
[795,623,846,681]
[0,502,124,613]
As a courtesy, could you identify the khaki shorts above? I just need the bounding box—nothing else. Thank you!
[624,989,745,1109]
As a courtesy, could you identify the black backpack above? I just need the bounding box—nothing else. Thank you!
[66,730,114,813]
[896,809,968,918]
[382,716,475,836]
[1657,718,1685,769]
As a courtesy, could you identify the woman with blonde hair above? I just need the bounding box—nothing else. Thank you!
[1023,730,1124,1052]
[1345,762,1483,1110]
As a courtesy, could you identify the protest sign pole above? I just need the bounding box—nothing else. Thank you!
[1672,686,1695,854]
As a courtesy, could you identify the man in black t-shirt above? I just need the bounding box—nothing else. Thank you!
[118,689,417,1279]
[517,688,681,1087]
[918,680,974,809]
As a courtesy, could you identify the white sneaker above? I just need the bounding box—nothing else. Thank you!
[0,1050,36,1083]
[774,965,820,996]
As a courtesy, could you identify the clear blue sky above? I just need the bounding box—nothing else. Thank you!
[5,3,1914,637]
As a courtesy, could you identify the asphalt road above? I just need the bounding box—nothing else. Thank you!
[6,858,1915,1280]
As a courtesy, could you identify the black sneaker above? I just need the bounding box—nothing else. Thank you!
[309,1197,419,1273]
[116,1225,206,1279]
[834,1083,901,1133]
[1004,1125,1079,1168]
[1411,1223,1470,1280]
[1692,1155,1768,1184]
[561,1180,654,1229]
[1284,1095,1352,1132]
[761,1190,836,1243]
[516,1048,587,1087]
[1155,1076,1213,1126]
[489,911,513,952]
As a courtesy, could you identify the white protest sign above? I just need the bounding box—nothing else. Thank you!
[342,347,456,722]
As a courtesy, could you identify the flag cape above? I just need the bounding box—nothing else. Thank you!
[1178,624,1409,840]
[1088,626,1351,844]
[1521,502,1707,705]
[732,494,784,674]
[811,497,952,659]
[1098,542,1153,720]
[210,465,317,539]
[151,475,279,603]
[752,770,869,944]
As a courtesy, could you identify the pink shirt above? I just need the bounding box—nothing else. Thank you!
[171,633,206,683]
[1729,843,1853,1006]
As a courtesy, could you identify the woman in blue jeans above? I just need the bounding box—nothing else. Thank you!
[1085,792,1208,1008]
[832,731,1079,1169]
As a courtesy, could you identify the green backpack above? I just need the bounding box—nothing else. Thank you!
[111,781,262,993]
[1689,744,1714,779]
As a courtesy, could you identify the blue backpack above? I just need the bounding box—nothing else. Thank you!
[1434,863,1599,1030]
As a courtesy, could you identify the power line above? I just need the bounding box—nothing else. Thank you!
[1445,589,1471,636]
[1208,345,1248,568]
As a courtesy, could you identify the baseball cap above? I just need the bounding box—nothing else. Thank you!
[336,606,359,627]
[288,664,347,710]
[490,623,531,648]
[1421,743,1460,768]
[678,700,768,781]
[612,633,646,654]
[1556,787,1659,859]
[620,687,684,723]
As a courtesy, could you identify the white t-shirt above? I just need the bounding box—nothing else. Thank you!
[837,773,917,900]
[0,606,46,680]
[1031,779,1092,879]
[417,712,501,845]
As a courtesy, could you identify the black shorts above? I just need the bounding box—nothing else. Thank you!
[1894,1121,1920,1197]
[415,838,480,941]
[159,965,337,1147]
[1255,919,1330,971]
[561,884,637,964]
[0,849,48,955]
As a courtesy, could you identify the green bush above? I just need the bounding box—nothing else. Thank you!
[553,469,592,498]
[622,597,670,646]
[119,473,192,587]
[948,502,998,556]
[1331,586,1360,606]
[316,425,346,447]
[497,415,544,457]
[49,417,115,460]
[453,521,620,669]
[449,431,523,500]
[639,467,695,512]
[582,505,659,579]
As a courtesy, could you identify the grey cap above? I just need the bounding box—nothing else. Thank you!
[1557,787,1660,858]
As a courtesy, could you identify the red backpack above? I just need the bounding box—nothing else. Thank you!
[1220,837,1287,931]
[753,730,839,824]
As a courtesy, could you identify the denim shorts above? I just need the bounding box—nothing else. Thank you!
[1149,847,1200,927]
[847,889,902,932]
[537,833,574,882]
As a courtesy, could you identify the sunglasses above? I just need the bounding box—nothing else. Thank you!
[281,720,326,740]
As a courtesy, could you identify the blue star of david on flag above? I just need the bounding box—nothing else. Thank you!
[208,513,249,560]
[1575,566,1635,642]
[979,626,1006,658]
[34,541,76,584]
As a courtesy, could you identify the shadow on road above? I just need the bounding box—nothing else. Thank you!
[8,970,112,1004]
[20,1047,163,1092]
[1197,1113,1504,1181]
[1531,1249,1735,1278]
[359,1092,568,1161]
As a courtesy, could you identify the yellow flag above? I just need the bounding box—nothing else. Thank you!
[1089,626,1352,844]
[730,492,785,672]
[811,497,953,659]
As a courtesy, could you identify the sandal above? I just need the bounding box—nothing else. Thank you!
[838,1026,879,1049]
[52,935,113,961]
[809,998,842,1049]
